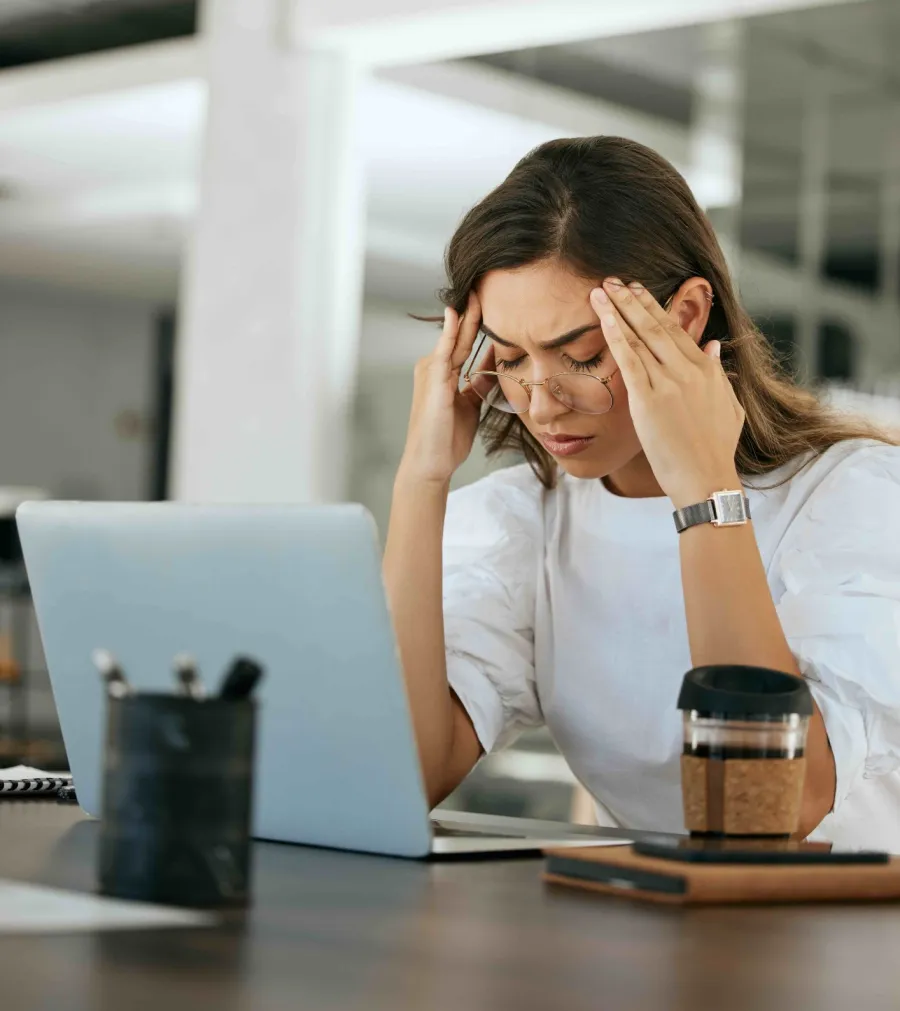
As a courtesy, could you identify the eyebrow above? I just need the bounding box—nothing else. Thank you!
[479,322,604,351]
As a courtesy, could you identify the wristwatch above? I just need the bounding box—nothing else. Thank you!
[673,489,750,534]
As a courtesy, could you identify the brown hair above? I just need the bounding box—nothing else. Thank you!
[435,135,895,489]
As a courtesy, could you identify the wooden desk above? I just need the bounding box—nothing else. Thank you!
[1,802,898,1011]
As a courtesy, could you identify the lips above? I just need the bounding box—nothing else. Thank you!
[538,433,595,457]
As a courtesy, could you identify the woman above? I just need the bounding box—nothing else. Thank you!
[383,136,900,850]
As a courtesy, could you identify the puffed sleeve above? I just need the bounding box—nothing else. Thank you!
[773,444,900,825]
[443,465,545,753]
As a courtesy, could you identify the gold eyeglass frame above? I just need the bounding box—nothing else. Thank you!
[462,332,620,416]
[461,286,714,416]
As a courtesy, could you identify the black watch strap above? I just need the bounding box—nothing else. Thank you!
[673,491,751,534]
[672,500,717,534]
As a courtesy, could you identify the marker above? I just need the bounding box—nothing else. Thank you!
[218,656,264,701]
[92,649,131,699]
[173,653,206,700]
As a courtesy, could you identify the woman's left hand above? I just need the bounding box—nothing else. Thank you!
[590,278,745,509]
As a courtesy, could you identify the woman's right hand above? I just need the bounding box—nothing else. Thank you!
[398,292,490,487]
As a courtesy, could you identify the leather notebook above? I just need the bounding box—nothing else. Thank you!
[544,845,900,906]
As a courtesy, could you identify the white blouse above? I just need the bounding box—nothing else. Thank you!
[442,438,900,852]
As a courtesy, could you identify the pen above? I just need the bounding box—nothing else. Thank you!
[218,656,264,700]
[92,649,131,699]
[173,653,206,700]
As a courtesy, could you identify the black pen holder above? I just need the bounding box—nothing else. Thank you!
[97,693,256,908]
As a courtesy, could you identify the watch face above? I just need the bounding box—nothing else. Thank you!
[712,491,747,525]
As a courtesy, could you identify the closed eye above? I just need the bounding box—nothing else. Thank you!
[565,350,606,373]
[493,349,607,374]
[495,356,526,372]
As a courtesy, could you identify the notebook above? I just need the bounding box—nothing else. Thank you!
[544,845,900,906]
[0,766,72,796]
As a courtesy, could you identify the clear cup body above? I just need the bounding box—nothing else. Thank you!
[681,710,810,837]
[683,711,809,759]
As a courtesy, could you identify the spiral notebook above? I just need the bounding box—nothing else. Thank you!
[0,766,72,796]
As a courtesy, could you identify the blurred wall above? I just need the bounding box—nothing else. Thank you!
[351,300,507,534]
[0,279,158,501]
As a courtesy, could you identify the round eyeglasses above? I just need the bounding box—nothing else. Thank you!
[462,334,619,416]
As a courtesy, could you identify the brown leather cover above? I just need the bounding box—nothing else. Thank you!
[543,845,900,906]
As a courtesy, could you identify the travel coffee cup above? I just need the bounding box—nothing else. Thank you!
[678,665,813,837]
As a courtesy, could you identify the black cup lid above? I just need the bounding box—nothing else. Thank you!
[677,665,813,717]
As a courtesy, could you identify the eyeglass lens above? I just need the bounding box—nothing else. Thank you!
[472,373,613,415]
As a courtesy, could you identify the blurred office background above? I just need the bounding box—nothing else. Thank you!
[0,0,898,818]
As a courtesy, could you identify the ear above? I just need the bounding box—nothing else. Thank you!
[668,277,713,344]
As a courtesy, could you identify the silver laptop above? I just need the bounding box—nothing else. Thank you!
[16,501,633,857]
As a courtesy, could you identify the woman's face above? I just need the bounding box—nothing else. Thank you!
[476,260,643,482]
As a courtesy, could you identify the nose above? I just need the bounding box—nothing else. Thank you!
[527,379,571,427]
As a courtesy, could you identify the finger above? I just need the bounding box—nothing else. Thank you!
[591,299,652,394]
[610,279,708,366]
[593,295,660,377]
[461,342,497,405]
[476,341,496,372]
[460,380,485,410]
[450,291,482,370]
[435,306,459,361]
[705,339,734,386]
[707,341,744,419]
[600,279,691,371]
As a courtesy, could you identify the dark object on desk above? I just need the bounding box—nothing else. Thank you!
[544,844,900,906]
[56,784,78,803]
[98,686,257,908]
[633,835,889,865]
[218,656,264,700]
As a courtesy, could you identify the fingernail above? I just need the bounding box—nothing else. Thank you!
[592,287,609,305]
[605,277,624,289]
[628,281,643,292]
[711,341,721,359]
[603,313,617,329]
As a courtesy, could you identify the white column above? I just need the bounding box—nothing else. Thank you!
[688,20,745,278]
[796,66,830,384]
[170,0,367,502]
[296,0,869,68]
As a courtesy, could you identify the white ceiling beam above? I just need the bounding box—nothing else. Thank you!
[0,182,194,234]
[296,0,869,68]
[381,60,688,169]
[0,37,203,116]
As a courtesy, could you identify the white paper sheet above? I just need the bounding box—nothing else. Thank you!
[0,766,70,781]
[0,880,213,934]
